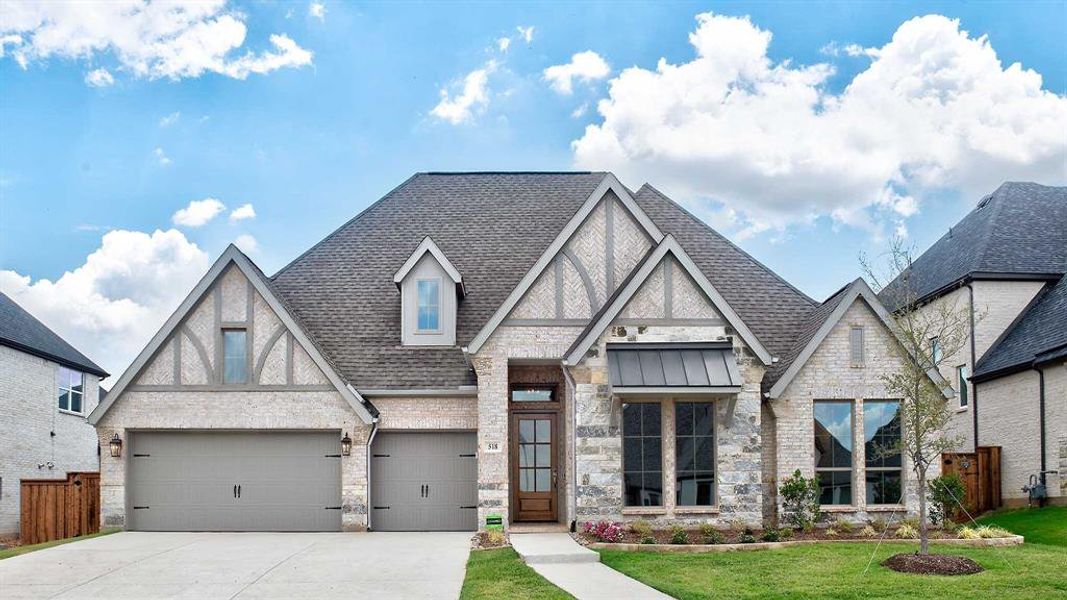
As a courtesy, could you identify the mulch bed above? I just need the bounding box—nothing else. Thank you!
[881,553,984,575]
[472,530,509,549]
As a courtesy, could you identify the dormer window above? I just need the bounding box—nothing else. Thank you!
[394,237,463,346]
[417,279,441,332]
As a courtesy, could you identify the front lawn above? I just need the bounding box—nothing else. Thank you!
[0,528,120,560]
[460,547,574,600]
[976,505,1067,547]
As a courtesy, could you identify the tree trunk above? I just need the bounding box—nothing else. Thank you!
[917,467,929,555]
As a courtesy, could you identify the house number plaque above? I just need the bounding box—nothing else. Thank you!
[484,441,502,453]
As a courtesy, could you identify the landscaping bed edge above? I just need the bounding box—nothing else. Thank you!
[587,535,1024,553]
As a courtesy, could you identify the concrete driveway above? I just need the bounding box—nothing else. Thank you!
[0,531,473,599]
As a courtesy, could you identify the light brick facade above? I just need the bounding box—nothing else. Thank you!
[0,344,101,534]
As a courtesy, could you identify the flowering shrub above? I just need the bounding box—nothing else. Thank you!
[583,520,625,543]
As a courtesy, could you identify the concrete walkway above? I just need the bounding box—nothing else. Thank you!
[0,531,471,599]
[510,533,671,600]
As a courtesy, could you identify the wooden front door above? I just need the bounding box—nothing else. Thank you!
[512,412,557,521]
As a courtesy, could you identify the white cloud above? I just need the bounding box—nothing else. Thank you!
[172,198,225,227]
[544,50,610,95]
[234,234,259,254]
[153,147,171,166]
[84,67,113,87]
[516,26,535,44]
[159,111,181,127]
[308,2,326,21]
[571,102,589,118]
[497,37,511,52]
[572,13,1067,238]
[229,203,256,222]
[0,229,209,378]
[430,60,498,125]
[1,1,313,83]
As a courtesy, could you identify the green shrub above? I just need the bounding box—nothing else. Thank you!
[860,525,877,538]
[702,529,725,544]
[760,528,781,542]
[901,516,921,530]
[780,470,821,531]
[957,526,981,540]
[669,525,689,545]
[869,516,889,532]
[640,535,656,545]
[777,527,794,539]
[630,519,652,537]
[833,517,855,534]
[929,473,968,525]
[976,525,1012,539]
[737,530,756,544]
[895,524,918,539]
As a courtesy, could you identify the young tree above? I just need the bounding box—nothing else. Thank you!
[862,238,969,555]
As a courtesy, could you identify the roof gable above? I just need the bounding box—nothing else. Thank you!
[465,173,664,354]
[0,292,108,377]
[564,235,773,366]
[393,236,464,295]
[767,278,952,399]
[89,245,376,425]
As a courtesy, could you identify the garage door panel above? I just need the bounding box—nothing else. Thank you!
[128,431,341,532]
[371,432,477,531]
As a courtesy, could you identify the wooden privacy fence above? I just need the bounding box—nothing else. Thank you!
[941,446,1002,520]
[20,472,100,545]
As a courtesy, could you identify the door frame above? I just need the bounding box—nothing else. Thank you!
[508,380,562,523]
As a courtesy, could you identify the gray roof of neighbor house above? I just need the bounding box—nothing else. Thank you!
[0,292,108,378]
[974,272,1067,380]
[880,182,1067,310]
[271,172,818,391]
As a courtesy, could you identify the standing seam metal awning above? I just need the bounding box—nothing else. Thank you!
[607,344,741,392]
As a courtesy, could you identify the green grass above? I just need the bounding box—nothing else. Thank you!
[460,547,574,600]
[0,528,120,560]
[598,508,1067,599]
[976,505,1067,547]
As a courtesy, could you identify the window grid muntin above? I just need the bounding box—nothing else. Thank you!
[622,402,663,507]
[675,401,715,506]
[814,400,853,505]
[223,329,248,384]
[416,278,441,332]
[56,366,84,413]
[864,399,904,505]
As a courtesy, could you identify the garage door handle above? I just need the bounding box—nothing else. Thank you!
[420,484,426,498]
[234,484,237,498]
[238,484,241,498]
[426,484,430,498]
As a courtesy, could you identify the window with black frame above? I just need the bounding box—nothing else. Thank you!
[622,402,662,507]
[814,401,853,505]
[864,400,903,505]
[675,402,715,506]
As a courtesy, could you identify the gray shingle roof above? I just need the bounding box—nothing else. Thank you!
[763,281,853,388]
[270,173,818,391]
[0,292,108,377]
[880,182,1067,309]
[974,272,1067,379]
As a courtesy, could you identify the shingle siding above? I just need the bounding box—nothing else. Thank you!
[0,345,100,534]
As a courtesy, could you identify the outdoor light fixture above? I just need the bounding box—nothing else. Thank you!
[340,432,352,457]
[109,433,123,458]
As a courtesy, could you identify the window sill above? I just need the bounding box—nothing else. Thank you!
[865,505,907,512]
[822,505,859,512]
[58,409,86,417]
[673,506,720,514]
[622,507,667,516]
[955,406,969,413]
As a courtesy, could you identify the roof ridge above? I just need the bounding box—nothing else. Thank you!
[636,183,818,306]
[421,170,601,175]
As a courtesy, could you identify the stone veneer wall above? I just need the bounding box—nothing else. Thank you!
[569,323,765,528]
[771,299,937,522]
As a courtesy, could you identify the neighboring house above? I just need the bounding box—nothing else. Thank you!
[0,292,109,535]
[90,172,949,533]
[881,182,1066,507]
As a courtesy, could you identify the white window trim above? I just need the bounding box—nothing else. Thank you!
[414,277,443,334]
[57,367,85,415]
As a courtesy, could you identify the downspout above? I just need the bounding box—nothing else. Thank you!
[1035,367,1047,475]
[365,420,379,530]
[965,283,979,452]
[562,362,578,532]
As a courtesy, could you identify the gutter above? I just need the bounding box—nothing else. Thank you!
[562,365,579,532]
[365,421,379,531]
[1035,367,1047,475]
[965,283,979,452]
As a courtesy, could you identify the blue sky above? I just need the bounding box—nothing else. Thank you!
[1,1,1065,377]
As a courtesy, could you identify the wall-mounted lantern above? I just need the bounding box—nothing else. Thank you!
[109,433,123,458]
[340,432,352,457]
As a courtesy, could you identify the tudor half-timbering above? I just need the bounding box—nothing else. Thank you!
[91,172,951,532]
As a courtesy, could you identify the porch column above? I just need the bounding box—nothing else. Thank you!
[472,354,509,529]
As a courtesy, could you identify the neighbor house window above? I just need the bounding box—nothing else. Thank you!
[56,367,84,413]
[930,337,942,364]
[850,327,865,367]
[623,403,662,507]
[416,279,440,331]
[814,401,853,505]
[223,329,248,384]
[956,365,969,408]
[675,402,715,506]
[865,400,903,505]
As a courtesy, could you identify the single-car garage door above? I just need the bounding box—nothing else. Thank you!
[371,432,477,531]
[128,431,341,532]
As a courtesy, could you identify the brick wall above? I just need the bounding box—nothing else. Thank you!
[0,345,101,534]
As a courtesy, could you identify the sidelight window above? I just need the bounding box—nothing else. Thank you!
[622,403,663,507]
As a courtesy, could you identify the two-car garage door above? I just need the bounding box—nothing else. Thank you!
[127,431,477,532]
